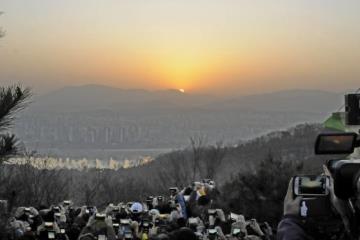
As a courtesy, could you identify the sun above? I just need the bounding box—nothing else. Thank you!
[179,89,185,93]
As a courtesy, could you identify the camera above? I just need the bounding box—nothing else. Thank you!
[208,228,219,240]
[86,206,96,215]
[203,179,216,188]
[140,221,152,234]
[41,222,56,240]
[169,187,179,197]
[327,159,360,200]
[44,222,54,228]
[315,132,360,200]
[53,206,61,213]
[146,196,153,204]
[286,93,360,236]
[112,223,120,233]
[188,217,199,227]
[95,213,106,220]
[54,212,61,221]
[295,100,360,237]
[126,202,134,209]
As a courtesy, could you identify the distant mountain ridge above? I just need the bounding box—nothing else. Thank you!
[28,84,214,113]
[29,85,343,114]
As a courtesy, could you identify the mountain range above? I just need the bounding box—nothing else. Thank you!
[14,85,345,159]
[27,85,343,114]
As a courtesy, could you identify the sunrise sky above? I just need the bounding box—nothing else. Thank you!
[0,0,359,95]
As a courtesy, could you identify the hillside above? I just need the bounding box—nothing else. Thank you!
[120,123,331,187]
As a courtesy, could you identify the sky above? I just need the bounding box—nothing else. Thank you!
[0,0,360,96]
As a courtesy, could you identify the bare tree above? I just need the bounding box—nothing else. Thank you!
[201,141,228,181]
[157,150,192,189]
[77,169,103,206]
[16,157,70,207]
[222,152,304,225]
[0,153,71,208]
[190,135,206,181]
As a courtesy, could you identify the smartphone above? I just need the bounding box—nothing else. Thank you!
[124,232,133,239]
[208,229,217,235]
[232,228,246,238]
[120,219,130,225]
[299,197,332,218]
[44,222,54,228]
[48,231,56,239]
[169,187,178,196]
[98,235,106,240]
[188,217,198,226]
[293,175,329,196]
[95,213,106,220]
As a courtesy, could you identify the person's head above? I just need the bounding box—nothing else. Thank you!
[155,233,170,240]
[130,202,143,220]
[39,209,55,223]
[175,227,197,240]
[183,187,193,196]
[176,218,186,228]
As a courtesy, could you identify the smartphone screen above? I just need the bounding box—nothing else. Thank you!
[48,232,55,239]
[98,235,106,240]
[208,229,217,235]
[294,175,329,196]
[124,233,133,239]
[299,198,332,218]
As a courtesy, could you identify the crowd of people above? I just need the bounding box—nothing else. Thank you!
[3,179,274,240]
